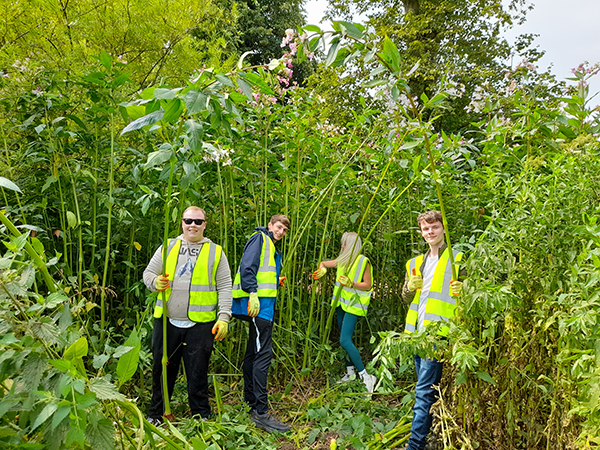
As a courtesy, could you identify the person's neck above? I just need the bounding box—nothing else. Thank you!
[428,242,443,258]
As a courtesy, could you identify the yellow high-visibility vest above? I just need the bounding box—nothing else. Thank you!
[153,239,221,322]
[232,231,277,298]
[332,255,372,317]
[404,248,463,336]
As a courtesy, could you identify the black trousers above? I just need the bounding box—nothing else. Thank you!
[147,318,214,419]
[236,316,273,415]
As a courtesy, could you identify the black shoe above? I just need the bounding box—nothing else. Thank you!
[251,411,291,433]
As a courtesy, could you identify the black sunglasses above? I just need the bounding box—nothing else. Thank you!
[182,218,206,225]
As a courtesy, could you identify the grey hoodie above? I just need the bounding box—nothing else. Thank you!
[143,235,232,323]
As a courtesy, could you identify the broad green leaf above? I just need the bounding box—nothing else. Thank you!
[92,354,110,370]
[185,91,208,114]
[185,120,204,153]
[162,98,183,124]
[337,21,364,40]
[66,427,85,447]
[87,377,126,401]
[216,74,234,87]
[64,337,88,361]
[237,78,253,101]
[121,110,164,135]
[381,37,401,72]
[145,149,173,168]
[325,38,341,67]
[116,346,140,387]
[303,25,321,32]
[475,371,497,385]
[243,72,274,95]
[0,177,22,193]
[99,51,112,70]
[49,359,72,372]
[401,140,421,150]
[153,88,177,99]
[66,211,77,229]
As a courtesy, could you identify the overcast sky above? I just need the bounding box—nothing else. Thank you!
[304,0,600,107]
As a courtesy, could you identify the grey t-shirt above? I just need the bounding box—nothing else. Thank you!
[143,235,233,325]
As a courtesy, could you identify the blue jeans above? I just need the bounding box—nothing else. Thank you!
[407,355,443,450]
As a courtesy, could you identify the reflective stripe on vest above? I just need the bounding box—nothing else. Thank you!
[232,231,278,298]
[404,249,463,336]
[153,239,222,322]
[332,255,372,317]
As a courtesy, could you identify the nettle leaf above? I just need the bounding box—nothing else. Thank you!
[92,354,110,370]
[31,321,64,346]
[64,337,88,361]
[87,377,126,402]
[45,292,68,309]
[51,404,71,431]
[0,176,23,193]
[20,353,46,391]
[121,110,164,135]
[86,417,116,450]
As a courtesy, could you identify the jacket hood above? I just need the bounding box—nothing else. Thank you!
[253,226,273,239]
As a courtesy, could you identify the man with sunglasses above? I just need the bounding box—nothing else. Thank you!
[143,206,232,424]
[232,214,291,433]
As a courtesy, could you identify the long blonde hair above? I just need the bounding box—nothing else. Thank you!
[337,232,362,269]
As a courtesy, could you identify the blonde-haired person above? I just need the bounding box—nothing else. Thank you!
[313,232,377,393]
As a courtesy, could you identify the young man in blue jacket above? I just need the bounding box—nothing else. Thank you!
[232,214,290,433]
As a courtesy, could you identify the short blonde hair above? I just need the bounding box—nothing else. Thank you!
[183,206,207,219]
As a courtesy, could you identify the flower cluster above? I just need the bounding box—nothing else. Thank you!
[315,119,346,137]
[203,144,234,166]
[276,29,314,90]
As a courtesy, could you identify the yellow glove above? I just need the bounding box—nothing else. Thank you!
[212,320,228,341]
[407,274,423,291]
[247,293,260,317]
[155,274,170,292]
[279,276,286,287]
[313,267,327,280]
[338,275,353,288]
[450,280,463,296]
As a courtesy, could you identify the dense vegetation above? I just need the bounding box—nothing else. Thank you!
[1,1,600,448]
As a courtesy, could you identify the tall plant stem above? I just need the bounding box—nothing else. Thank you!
[160,155,177,418]
[100,114,116,335]
[423,137,457,280]
[303,184,335,370]
[0,212,56,293]
[0,125,26,223]
[67,162,84,302]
